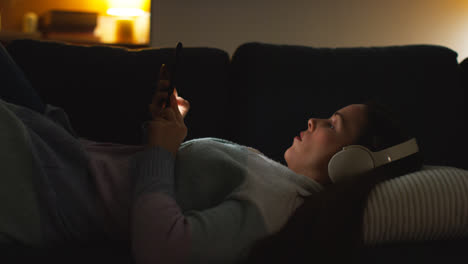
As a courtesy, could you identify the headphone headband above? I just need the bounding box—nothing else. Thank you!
[371,138,419,167]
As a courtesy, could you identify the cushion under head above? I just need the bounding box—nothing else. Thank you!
[363,165,468,244]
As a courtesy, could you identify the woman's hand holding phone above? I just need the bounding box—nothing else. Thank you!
[147,64,190,156]
[149,64,190,118]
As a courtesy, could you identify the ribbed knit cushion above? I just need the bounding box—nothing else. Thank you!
[363,166,468,244]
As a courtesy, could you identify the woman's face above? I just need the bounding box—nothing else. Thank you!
[284,104,368,184]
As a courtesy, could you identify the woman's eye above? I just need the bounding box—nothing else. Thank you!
[329,122,335,129]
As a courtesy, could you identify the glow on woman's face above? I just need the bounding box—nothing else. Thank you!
[284,104,368,184]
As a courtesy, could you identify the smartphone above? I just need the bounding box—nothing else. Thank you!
[166,42,183,106]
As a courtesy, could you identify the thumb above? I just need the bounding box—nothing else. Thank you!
[170,93,183,121]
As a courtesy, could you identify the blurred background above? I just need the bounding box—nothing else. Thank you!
[0,0,151,47]
[1,0,468,60]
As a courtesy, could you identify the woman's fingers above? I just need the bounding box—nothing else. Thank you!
[151,95,189,120]
[158,63,170,93]
[177,97,190,118]
[173,89,190,118]
[151,87,190,120]
[159,105,177,121]
[159,64,170,81]
[169,93,184,122]
[158,80,170,92]
[152,91,168,106]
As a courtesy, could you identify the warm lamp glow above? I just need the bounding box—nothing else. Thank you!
[95,0,150,44]
[106,0,150,12]
[107,8,144,17]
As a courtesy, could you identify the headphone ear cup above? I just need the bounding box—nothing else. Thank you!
[328,146,375,183]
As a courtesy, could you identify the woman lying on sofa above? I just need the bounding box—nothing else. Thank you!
[0,42,422,264]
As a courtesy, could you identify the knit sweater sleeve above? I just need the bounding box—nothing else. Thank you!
[129,146,266,264]
[130,147,190,264]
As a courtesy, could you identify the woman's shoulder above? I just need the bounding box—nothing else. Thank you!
[182,137,237,146]
[180,137,245,152]
[180,137,266,157]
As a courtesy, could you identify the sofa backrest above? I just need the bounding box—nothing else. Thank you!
[6,40,467,169]
[458,57,468,131]
[228,42,467,169]
[6,39,231,145]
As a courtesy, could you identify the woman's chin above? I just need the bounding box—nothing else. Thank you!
[284,147,293,167]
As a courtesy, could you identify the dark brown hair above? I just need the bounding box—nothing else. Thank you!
[246,100,423,263]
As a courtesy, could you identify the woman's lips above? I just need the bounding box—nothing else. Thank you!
[295,132,303,141]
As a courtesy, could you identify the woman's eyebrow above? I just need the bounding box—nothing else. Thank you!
[333,112,345,127]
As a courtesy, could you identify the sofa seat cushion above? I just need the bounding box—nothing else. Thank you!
[364,165,468,244]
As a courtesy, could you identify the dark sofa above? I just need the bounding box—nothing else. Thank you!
[3,39,468,263]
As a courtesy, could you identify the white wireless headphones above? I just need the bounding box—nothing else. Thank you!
[328,138,419,183]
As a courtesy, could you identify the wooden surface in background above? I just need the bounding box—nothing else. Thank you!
[0,31,149,49]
